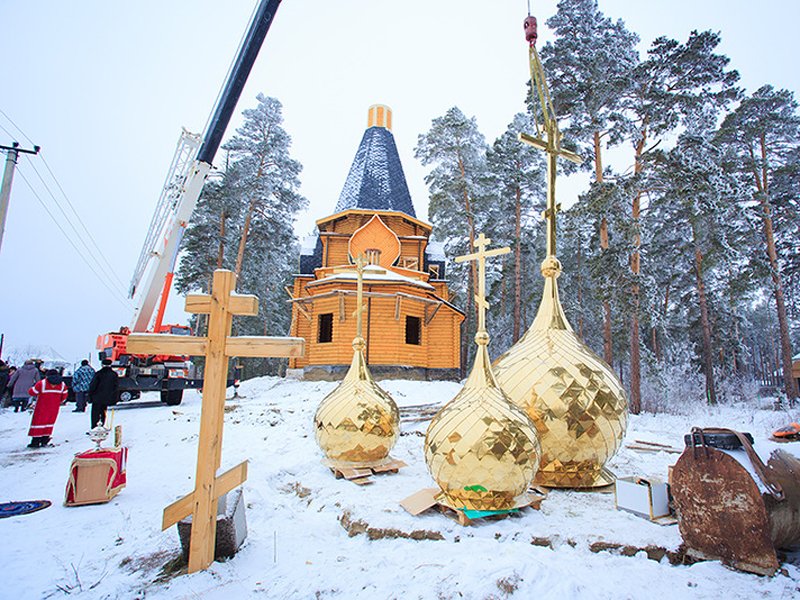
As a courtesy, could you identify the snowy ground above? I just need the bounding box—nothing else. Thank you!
[1,376,799,599]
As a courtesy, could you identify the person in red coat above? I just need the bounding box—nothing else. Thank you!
[27,369,68,448]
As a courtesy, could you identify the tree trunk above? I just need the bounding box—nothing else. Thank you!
[755,134,798,399]
[629,127,647,415]
[576,233,584,339]
[234,201,255,278]
[694,245,717,404]
[513,179,522,343]
[217,208,226,269]
[457,154,477,377]
[596,130,614,368]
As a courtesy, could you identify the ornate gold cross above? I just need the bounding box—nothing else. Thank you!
[455,233,510,334]
[126,269,304,573]
[519,43,582,258]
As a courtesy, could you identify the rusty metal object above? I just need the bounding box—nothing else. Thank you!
[671,428,800,575]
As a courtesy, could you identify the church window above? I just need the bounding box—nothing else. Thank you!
[401,257,419,270]
[405,315,421,345]
[365,248,381,265]
[318,313,333,343]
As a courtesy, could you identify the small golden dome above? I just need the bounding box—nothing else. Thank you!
[315,344,400,466]
[425,340,541,511]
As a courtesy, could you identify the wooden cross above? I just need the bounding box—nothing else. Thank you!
[126,269,304,573]
[520,42,582,258]
[455,233,510,334]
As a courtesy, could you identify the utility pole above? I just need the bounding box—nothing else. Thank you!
[0,142,41,254]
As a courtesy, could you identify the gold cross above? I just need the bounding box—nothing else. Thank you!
[352,254,368,338]
[126,269,304,573]
[519,42,582,259]
[455,233,510,334]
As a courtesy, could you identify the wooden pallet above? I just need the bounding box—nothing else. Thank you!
[401,487,548,526]
[323,457,407,485]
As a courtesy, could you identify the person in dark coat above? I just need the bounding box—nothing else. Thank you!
[8,360,41,412]
[88,359,118,429]
[0,361,10,408]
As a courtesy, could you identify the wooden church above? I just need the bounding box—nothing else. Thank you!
[288,105,464,380]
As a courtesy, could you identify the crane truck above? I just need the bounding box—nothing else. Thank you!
[95,0,284,406]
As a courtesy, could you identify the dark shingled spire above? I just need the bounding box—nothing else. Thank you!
[334,105,416,218]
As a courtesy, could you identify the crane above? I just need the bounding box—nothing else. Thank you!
[96,0,284,405]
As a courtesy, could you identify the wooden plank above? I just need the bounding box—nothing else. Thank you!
[395,296,401,320]
[188,269,235,574]
[229,294,259,316]
[126,334,207,356]
[225,336,304,358]
[425,302,441,325]
[162,492,194,531]
[215,461,248,497]
[339,292,345,322]
[185,294,212,314]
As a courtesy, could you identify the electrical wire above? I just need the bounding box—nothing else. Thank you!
[0,107,129,294]
[33,153,128,291]
[13,165,133,311]
[0,107,35,145]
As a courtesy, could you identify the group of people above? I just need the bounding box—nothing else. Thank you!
[0,358,119,448]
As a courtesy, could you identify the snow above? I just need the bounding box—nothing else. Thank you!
[1,377,799,599]
[313,264,435,290]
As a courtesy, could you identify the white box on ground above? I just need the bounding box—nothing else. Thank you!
[615,477,670,520]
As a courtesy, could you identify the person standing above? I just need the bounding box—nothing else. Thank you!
[88,358,118,429]
[0,361,10,408]
[7,359,41,412]
[27,369,68,447]
[71,359,95,413]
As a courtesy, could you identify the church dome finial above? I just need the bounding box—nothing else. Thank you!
[367,104,392,131]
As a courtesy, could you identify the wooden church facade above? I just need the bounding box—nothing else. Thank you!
[288,106,463,380]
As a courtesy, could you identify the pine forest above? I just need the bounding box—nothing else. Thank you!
[176,0,800,415]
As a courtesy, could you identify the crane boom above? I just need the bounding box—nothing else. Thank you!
[129,0,283,332]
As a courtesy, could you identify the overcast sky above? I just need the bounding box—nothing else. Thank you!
[1,0,798,365]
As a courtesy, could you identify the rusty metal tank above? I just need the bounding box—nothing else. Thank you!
[671,428,800,575]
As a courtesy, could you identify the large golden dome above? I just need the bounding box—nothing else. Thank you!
[494,257,627,488]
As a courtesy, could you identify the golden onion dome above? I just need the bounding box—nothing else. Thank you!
[493,257,627,488]
[314,336,400,466]
[425,332,541,511]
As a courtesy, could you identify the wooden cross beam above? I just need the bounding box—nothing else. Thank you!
[126,269,304,574]
[455,233,510,333]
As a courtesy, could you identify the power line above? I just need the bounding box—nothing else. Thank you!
[0,107,35,146]
[24,154,128,292]
[0,107,129,294]
[13,165,133,310]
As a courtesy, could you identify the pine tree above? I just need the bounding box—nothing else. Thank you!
[539,0,638,365]
[177,94,306,377]
[223,94,306,279]
[485,113,546,347]
[716,85,800,400]
[646,106,744,405]
[415,107,490,371]
[620,30,739,413]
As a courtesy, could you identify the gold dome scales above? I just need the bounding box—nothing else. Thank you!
[425,235,541,511]
[314,255,400,467]
[492,22,628,488]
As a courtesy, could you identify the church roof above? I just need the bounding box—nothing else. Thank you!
[334,105,416,218]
